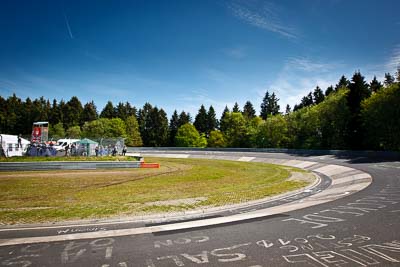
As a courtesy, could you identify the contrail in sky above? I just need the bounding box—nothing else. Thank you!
[63,13,74,39]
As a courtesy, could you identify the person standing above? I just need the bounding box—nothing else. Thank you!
[17,134,22,148]
[71,143,76,156]
[122,145,127,156]
[65,144,70,156]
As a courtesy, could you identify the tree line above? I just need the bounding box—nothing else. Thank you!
[1,70,399,150]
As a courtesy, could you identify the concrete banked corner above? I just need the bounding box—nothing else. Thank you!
[149,153,372,218]
[0,153,372,246]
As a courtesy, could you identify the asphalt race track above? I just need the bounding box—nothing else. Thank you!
[1,150,400,267]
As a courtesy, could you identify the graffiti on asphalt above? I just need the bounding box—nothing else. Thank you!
[282,186,400,229]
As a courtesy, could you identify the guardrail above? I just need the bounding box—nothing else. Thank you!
[128,147,400,160]
[0,161,142,171]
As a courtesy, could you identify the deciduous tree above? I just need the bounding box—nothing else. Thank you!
[175,123,207,147]
[125,115,142,146]
[66,126,81,138]
[207,130,226,147]
[362,83,400,150]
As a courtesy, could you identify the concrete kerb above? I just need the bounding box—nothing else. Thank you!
[134,152,372,222]
[0,152,373,246]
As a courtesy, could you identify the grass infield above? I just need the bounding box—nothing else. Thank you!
[0,157,312,224]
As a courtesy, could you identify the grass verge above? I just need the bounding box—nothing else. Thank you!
[0,157,312,224]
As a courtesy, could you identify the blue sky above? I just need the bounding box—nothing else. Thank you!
[0,0,399,118]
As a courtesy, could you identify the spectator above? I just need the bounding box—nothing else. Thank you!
[71,143,76,156]
[122,145,127,156]
[18,134,22,148]
[65,144,70,156]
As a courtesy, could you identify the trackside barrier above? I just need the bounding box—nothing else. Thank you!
[0,161,142,171]
[140,162,160,168]
[129,147,400,161]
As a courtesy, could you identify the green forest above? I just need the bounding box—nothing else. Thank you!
[1,71,399,151]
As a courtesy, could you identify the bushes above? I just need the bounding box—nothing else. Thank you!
[175,123,207,147]
[361,84,400,150]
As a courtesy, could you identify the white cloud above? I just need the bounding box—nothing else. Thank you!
[223,46,247,59]
[63,13,74,39]
[386,44,400,72]
[260,57,345,111]
[176,90,235,118]
[360,44,400,81]
[285,57,343,72]
[227,0,298,39]
[203,68,232,83]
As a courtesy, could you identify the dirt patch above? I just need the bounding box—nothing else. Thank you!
[0,170,137,178]
[145,197,208,206]
[0,207,53,211]
[287,171,315,183]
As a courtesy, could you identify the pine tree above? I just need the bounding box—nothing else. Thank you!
[64,96,83,128]
[81,101,98,124]
[347,71,370,149]
[31,97,49,123]
[22,97,34,134]
[268,92,280,115]
[206,106,218,134]
[138,102,153,146]
[285,104,291,115]
[152,108,169,147]
[260,91,270,120]
[178,111,190,127]
[300,92,314,107]
[100,101,116,119]
[348,71,371,113]
[219,106,230,132]
[293,104,301,112]
[384,73,395,87]
[232,102,240,112]
[48,99,60,126]
[4,94,23,134]
[242,101,256,119]
[335,75,350,91]
[194,105,208,134]
[125,102,137,118]
[325,86,334,96]
[169,110,179,146]
[313,86,325,104]
[115,102,137,121]
[115,102,127,120]
[370,76,383,93]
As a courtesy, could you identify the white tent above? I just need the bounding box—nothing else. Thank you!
[0,134,30,157]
